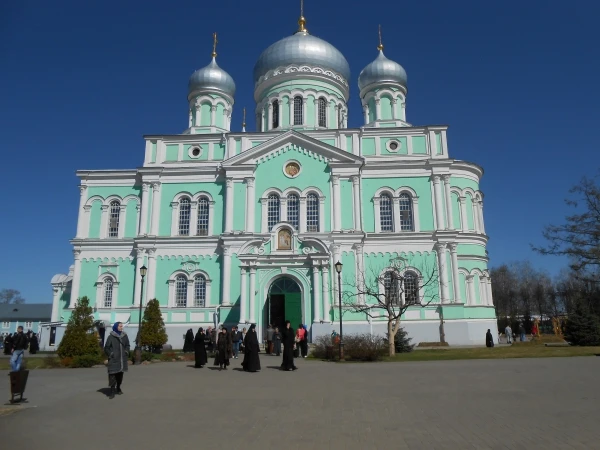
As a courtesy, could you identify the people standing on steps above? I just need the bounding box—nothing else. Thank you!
[281,320,297,371]
[104,322,130,399]
[194,328,208,368]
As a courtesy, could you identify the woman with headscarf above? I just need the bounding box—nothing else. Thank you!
[214,327,231,370]
[29,333,39,354]
[104,322,130,399]
[194,328,208,368]
[241,324,261,372]
[183,328,194,353]
[485,329,495,348]
[281,320,297,371]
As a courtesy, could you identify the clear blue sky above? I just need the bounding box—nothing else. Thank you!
[1,0,598,303]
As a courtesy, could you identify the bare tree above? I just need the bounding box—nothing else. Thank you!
[0,289,25,304]
[342,256,439,356]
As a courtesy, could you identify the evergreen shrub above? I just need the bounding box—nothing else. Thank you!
[57,297,103,360]
[312,334,387,361]
[564,301,600,346]
[139,299,168,353]
[393,327,415,353]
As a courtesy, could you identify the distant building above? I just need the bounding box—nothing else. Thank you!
[0,304,52,339]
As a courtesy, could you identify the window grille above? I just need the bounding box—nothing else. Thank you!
[103,278,113,308]
[24,322,33,329]
[267,194,280,231]
[2,322,9,328]
[384,271,399,305]
[403,271,419,305]
[178,198,191,236]
[399,193,414,231]
[287,194,299,230]
[194,275,206,307]
[306,193,320,232]
[108,201,120,237]
[293,96,303,125]
[272,100,279,129]
[318,98,327,127]
[380,194,394,231]
[175,275,187,307]
[197,197,209,236]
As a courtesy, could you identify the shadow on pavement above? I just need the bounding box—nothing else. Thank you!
[96,388,111,398]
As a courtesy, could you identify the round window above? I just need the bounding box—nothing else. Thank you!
[386,140,401,153]
[192,148,200,156]
[188,146,202,159]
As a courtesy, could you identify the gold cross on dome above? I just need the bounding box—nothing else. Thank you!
[212,32,218,58]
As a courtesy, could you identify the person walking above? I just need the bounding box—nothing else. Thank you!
[505,324,513,344]
[266,324,275,355]
[10,326,28,372]
[214,327,231,370]
[485,329,495,348]
[103,322,130,399]
[518,323,526,342]
[231,326,242,359]
[29,333,39,354]
[296,323,308,358]
[241,324,261,372]
[273,327,282,356]
[193,328,208,368]
[281,321,297,371]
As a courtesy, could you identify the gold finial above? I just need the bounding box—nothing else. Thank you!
[242,107,246,127]
[377,24,384,51]
[297,0,307,32]
[212,32,218,58]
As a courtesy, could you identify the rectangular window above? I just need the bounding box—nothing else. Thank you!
[1,322,9,328]
[24,321,33,329]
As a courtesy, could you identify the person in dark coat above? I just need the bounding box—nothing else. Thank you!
[485,329,495,348]
[104,322,130,399]
[29,333,39,354]
[273,327,282,356]
[281,320,297,371]
[214,327,231,370]
[3,334,13,355]
[183,328,194,353]
[241,324,261,372]
[194,328,208,368]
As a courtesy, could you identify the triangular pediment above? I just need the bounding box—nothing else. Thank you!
[223,130,363,168]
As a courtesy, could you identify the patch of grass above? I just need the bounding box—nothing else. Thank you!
[0,358,50,370]
[385,345,600,362]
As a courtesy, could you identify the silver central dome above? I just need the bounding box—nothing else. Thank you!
[253,31,350,83]
[188,58,236,99]
[358,50,407,92]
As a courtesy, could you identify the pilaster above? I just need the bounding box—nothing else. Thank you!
[139,183,150,235]
[448,243,461,303]
[70,250,82,307]
[225,178,234,233]
[435,243,450,303]
[312,264,321,322]
[75,185,87,238]
[222,247,232,305]
[150,183,161,235]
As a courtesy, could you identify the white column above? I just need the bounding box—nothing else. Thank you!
[486,277,493,306]
[478,201,486,234]
[299,197,307,233]
[99,205,109,238]
[245,178,255,232]
[432,175,445,230]
[267,102,273,130]
[239,267,247,323]
[479,276,487,305]
[375,98,381,120]
[194,106,200,126]
[332,175,341,231]
[391,98,398,120]
[332,245,341,305]
[260,198,268,232]
[70,250,82,307]
[322,266,330,322]
[149,183,161,235]
[355,244,365,304]
[449,243,461,303]
[145,249,156,303]
[373,197,381,233]
[351,175,362,230]
[186,279,194,307]
[210,105,216,126]
[466,275,475,306]
[51,286,61,322]
[280,197,288,222]
[459,197,468,232]
[363,105,369,124]
[472,198,481,233]
[249,266,256,323]
[288,101,294,127]
[134,248,146,306]
[313,99,318,127]
[302,97,307,126]
[75,185,87,238]
[221,247,231,305]
[138,183,150,235]
[190,201,198,236]
[392,197,401,232]
[82,205,91,238]
[225,178,234,232]
[312,264,321,322]
[188,109,193,128]
[118,205,126,238]
[278,100,283,128]
[435,243,450,304]
[442,175,454,230]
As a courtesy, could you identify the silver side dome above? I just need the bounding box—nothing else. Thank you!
[253,31,351,83]
[188,58,236,98]
[358,50,407,92]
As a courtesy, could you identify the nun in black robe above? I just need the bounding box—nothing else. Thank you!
[485,329,495,348]
[3,334,13,355]
[183,329,194,353]
[280,320,297,371]
[194,328,208,368]
[214,327,231,370]
[29,333,39,354]
[241,324,261,372]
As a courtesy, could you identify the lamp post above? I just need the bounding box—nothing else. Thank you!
[334,260,344,361]
[135,265,147,365]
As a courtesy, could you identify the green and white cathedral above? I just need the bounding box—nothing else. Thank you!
[47,16,496,349]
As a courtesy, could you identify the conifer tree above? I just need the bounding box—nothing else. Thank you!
[57,297,103,359]
[139,299,168,353]
[394,327,414,353]
[564,300,600,346]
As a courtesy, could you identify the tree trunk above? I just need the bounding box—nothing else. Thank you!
[388,320,395,356]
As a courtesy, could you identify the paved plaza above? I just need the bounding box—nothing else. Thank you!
[1,355,599,449]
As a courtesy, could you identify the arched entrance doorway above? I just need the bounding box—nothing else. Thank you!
[266,277,302,333]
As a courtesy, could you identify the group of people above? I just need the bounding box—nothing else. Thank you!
[265,323,309,358]
[3,329,39,356]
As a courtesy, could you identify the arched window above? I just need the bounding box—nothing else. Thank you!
[380,194,394,232]
[293,96,303,125]
[399,193,414,231]
[272,100,279,129]
[108,201,120,237]
[287,194,299,230]
[267,194,280,231]
[178,197,191,236]
[103,278,113,308]
[194,275,206,307]
[175,275,187,307]
[384,271,399,305]
[197,196,209,236]
[403,271,419,305]
[306,193,320,232]
[318,98,327,127]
